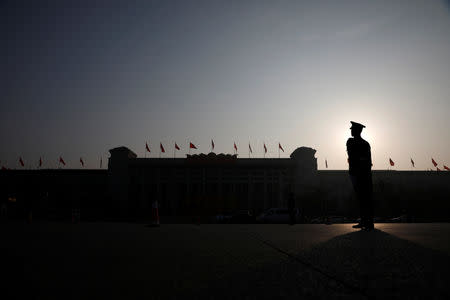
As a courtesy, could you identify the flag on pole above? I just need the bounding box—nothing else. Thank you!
[173,142,180,158]
[189,142,197,149]
[39,157,43,168]
[249,143,252,153]
[389,158,395,166]
[410,158,415,168]
[278,143,284,152]
[19,157,24,167]
[325,159,328,168]
[264,143,267,153]
[146,142,151,153]
[234,142,237,152]
[437,167,441,171]
[160,143,165,153]
[444,165,450,171]
[59,156,66,166]
[80,158,84,167]
[211,139,215,151]
[432,158,438,167]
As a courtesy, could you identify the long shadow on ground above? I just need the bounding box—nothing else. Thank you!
[198,229,450,299]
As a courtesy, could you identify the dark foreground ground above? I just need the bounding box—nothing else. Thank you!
[3,222,450,299]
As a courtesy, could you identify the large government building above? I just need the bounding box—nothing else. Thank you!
[108,146,318,220]
[1,145,450,222]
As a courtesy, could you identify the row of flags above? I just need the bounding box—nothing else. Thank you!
[145,140,285,157]
[387,157,449,170]
[3,141,448,170]
[321,157,449,170]
[1,156,103,170]
[4,155,449,170]
[385,157,448,170]
[2,141,286,169]
[8,155,449,170]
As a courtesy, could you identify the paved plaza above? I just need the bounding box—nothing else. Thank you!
[4,222,450,299]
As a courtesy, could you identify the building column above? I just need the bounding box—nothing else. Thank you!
[278,169,283,207]
[218,169,223,212]
[263,170,268,210]
[247,170,252,211]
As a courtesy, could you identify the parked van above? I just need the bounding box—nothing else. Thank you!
[256,208,300,223]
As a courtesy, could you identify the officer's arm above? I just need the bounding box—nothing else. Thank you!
[361,143,372,169]
[346,139,353,162]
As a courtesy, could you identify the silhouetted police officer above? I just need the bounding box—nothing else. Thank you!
[347,121,374,230]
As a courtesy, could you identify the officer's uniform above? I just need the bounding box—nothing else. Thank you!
[347,121,374,229]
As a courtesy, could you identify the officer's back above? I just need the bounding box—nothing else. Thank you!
[347,136,372,176]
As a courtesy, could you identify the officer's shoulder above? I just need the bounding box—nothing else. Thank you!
[361,138,371,148]
[346,138,354,146]
[361,138,370,145]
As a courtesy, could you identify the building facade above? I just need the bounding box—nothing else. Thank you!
[107,146,318,219]
[1,145,450,222]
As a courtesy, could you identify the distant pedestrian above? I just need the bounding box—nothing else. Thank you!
[152,200,160,226]
[347,121,374,230]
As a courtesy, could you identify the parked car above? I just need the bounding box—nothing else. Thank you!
[310,216,349,224]
[256,208,300,224]
[390,214,408,223]
[212,212,233,223]
[228,210,255,223]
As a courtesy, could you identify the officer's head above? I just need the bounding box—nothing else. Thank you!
[350,121,365,137]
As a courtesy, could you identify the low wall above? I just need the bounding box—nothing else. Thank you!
[314,170,450,221]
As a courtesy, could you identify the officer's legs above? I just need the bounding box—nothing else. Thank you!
[360,193,373,229]
[351,175,373,230]
[351,176,364,228]
[365,193,374,228]
[359,193,368,226]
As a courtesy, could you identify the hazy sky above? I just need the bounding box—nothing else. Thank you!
[2,0,450,170]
